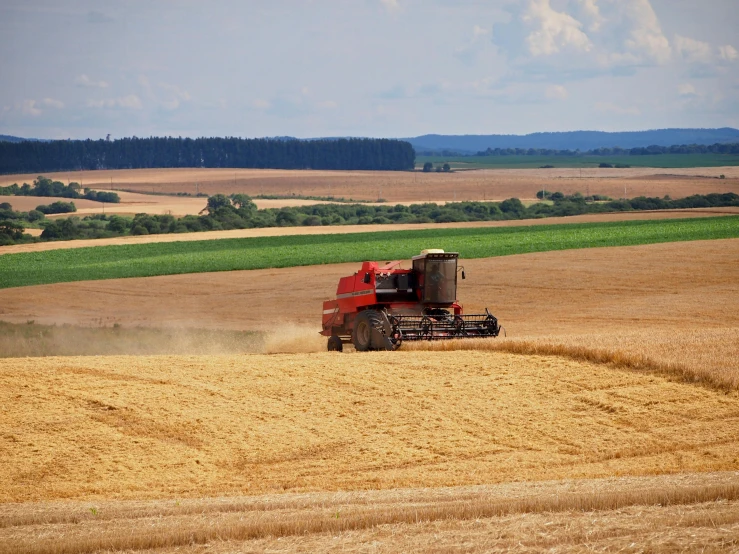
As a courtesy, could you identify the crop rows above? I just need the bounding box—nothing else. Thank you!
[1,216,738,289]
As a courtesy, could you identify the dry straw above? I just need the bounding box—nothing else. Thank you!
[4,482,739,554]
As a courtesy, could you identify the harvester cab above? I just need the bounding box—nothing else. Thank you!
[321,249,501,352]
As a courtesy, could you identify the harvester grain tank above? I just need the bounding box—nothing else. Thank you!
[320,250,501,351]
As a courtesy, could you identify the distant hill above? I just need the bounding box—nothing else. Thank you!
[0,134,35,143]
[405,128,739,154]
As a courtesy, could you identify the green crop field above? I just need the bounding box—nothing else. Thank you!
[1,216,738,289]
[416,153,739,170]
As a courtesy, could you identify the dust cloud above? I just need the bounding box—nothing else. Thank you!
[0,321,331,357]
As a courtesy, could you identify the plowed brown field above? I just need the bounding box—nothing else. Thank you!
[2,166,738,204]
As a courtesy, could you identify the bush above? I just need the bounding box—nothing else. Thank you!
[599,163,613,168]
[36,201,76,214]
[27,209,45,222]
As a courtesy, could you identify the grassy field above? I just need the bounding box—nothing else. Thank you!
[418,153,739,170]
[1,216,738,289]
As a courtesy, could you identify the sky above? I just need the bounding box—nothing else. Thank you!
[1,0,738,140]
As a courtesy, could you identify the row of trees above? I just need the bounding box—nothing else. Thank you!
[0,137,416,174]
[0,176,120,203]
[476,143,739,157]
[3,192,735,244]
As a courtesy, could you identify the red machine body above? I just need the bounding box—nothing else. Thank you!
[321,250,500,351]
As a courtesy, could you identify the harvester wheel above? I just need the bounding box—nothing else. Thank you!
[353,310,394,351]
[353,311,374,351]
[327,335,343,352]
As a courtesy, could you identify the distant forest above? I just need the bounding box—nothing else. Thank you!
[474,142,739,157]
[0,137,415,174]
[407,128,739,153]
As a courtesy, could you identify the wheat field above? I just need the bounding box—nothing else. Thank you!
[2,234,738,551]
[2,350,739,552]
[3,473,739,553]
[3,351,739,505]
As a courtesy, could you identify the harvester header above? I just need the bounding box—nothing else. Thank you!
[321,250,502,351]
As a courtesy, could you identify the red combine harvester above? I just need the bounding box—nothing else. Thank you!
[320,249,502,351]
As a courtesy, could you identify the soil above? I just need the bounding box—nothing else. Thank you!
[2,166,737,205]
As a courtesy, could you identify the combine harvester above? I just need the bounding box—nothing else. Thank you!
[321,249,502,351]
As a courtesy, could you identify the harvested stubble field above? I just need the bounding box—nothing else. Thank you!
[2,238,738,551]
[1,166,738,206]
[0,191,340,221]
[3,474,739,553]
[2,351,739,552]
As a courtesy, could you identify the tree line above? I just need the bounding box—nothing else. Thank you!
[0,176,120,203]
[2,192,737,245]
[0,137,416,174]
[475,142,739,157]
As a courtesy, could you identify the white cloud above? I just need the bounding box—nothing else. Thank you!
[87,95,143,110]
[252,99,271,109]
[545,84,569,100]
[472,25,489,38]
[317,100,338,109]
[13,98,63,117]
[674,35,712,64]
[523,0,592,56]
[158,82,191,110]
[380,0,400,13]
[718,44,738,62]
[161,98,180,111]
[75,74,109,88]
[595,101,640,115]
[454,24,491,63]
[159,83,191,101]
[576,0,604,32]
[677,83,697,97]
[41,98,64,109]
[21,100,41,116]
[621,0,671,64]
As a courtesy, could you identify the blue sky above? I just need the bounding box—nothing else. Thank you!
[1,0,737,139]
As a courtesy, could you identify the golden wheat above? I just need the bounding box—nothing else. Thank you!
[3,477,739,554]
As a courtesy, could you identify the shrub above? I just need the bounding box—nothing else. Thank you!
[27,209,45,222]
[36,201,76,214]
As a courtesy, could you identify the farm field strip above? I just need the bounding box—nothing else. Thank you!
[3,351,739,505]
[2,167,738,207]
[4,207,738,256]
[3,473,739,554]
[1,216,738,289]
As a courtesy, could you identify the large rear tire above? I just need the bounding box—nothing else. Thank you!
[353,311,373,351]
[353,310,394,351]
